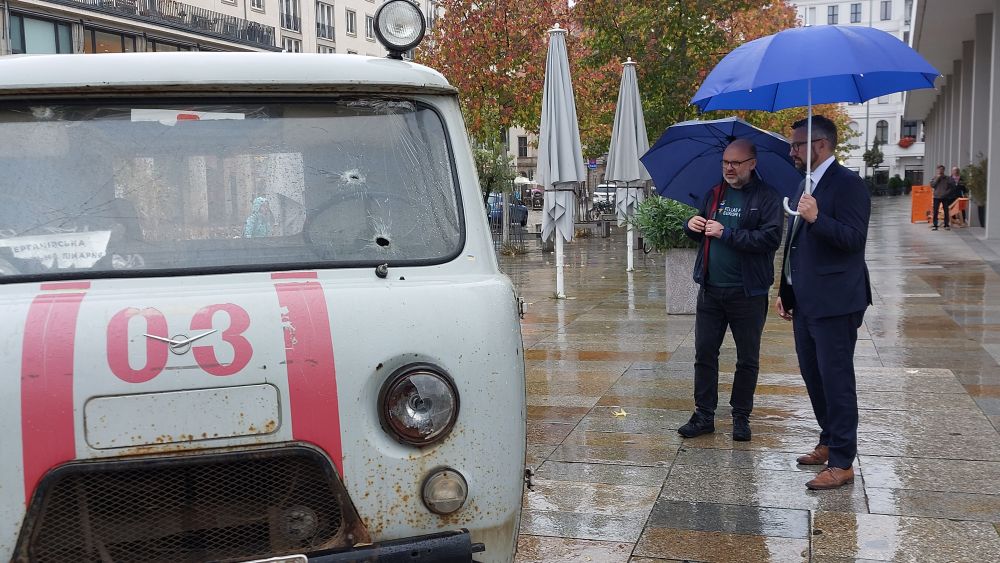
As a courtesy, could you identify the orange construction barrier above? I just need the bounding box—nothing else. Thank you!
[950,197,969,227]
[911,185,932,223]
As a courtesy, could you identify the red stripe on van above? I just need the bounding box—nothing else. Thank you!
[274,278,343,475]
[21,289,88,501]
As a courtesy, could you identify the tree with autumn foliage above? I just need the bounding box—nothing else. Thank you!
[571,0,856,153]
[416,0,564,144]
[416,1,618,158]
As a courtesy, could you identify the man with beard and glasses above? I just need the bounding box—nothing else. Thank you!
[777,115,872,490]
[678,138,783,443]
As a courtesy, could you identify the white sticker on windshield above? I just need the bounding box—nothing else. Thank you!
[130,109,245,126]
[0,231,111,269]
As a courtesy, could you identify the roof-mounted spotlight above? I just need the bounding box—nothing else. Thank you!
[374,0,427,60]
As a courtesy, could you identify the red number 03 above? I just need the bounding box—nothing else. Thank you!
[107,303,253,383]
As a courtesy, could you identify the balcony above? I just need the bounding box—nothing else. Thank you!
[48,0,278,49]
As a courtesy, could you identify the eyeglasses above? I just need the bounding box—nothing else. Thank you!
[721,157,755,169]
[790,138,825,151]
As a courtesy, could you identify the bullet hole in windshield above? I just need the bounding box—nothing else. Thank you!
[376,236,390,247]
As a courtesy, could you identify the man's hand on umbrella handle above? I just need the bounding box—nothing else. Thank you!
[797,194,819,223]
[776,297,792,321]
[688,215,707,233]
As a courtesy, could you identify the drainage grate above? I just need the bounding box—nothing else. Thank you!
[17,446,367,563]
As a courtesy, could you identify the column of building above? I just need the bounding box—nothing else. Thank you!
[986,2,1000,237]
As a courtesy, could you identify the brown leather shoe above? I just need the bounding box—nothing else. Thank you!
[796,444,829,465]
[806,466,855,490]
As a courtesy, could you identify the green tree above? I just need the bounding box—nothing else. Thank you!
[473,139,516,201]
[863,140,884,171]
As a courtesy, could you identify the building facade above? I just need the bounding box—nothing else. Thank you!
[905,0,1000,235]
[1,0,437,56]
[790,0,926,185]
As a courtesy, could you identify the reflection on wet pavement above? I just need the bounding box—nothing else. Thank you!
[504,198,1000,561]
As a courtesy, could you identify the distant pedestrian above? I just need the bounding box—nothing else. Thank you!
[930,165,950,230]
[776,115,872,490]
[678,138,783,442]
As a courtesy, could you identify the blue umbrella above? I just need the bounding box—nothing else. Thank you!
[640,117,803,209]
[690,25,939,214]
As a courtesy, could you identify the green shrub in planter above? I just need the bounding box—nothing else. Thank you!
[632,196,699,251]
[965,157,988,205]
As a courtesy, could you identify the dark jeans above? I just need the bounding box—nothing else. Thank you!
[932,197,951,227]
[793,309,865,469]
[693,285,768,420]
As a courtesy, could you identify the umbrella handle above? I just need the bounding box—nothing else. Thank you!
[783,197,800,216]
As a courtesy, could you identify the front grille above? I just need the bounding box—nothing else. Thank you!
[17,446,368,563]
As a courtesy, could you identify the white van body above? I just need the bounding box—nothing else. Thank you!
[0,52,525,563]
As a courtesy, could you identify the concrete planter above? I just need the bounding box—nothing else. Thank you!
[664,248,698,315]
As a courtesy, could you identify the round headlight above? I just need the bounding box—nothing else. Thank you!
[379,365,459,446]
[422,468,468,515]
[374,0,426,58]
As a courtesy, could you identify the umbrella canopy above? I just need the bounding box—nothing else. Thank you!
[691,25,939,112]
[604,58,651,226]
[641,117,803,208]
[537,24,586,244]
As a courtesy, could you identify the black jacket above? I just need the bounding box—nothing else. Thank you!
[683,177,784,297]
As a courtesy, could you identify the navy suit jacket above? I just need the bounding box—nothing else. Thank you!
[778,161,872,318]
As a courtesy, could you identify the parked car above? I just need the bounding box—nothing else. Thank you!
[0,2,525,562]
[487,193,529,226]
[594,183,616,204]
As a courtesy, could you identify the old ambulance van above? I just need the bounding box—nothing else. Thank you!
[0,2,526,561]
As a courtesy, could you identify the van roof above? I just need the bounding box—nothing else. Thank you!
[0,53,457,97]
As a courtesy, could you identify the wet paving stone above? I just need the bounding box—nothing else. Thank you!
[811,511,1000,561]
[505,198,1000,561]
[646,500,810,539]
[633,528,809,562]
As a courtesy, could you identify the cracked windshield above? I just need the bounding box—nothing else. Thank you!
[0,100,461,279]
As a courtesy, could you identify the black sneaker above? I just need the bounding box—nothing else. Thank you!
[733,416,751,442]
[678,413,715,438]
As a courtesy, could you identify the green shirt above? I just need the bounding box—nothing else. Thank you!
[706,187,745,288]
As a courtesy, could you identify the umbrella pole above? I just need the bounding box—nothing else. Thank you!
[782,79,813,215]
[627,222,634,272]
[556,235,566,298]
[806,80,813,195]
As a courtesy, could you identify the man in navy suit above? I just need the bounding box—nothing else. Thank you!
[776,115,872,490]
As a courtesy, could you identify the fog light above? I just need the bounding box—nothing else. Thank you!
[422,468,468,515]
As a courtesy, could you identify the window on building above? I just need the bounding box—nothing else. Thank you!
[903,30,910,45]
[850,3,861,23]
[346,49,358,54]
[828,5,838,24]
[365,15,374,40]
[84,27,137,53]
[806,6,816,25]
[282,36,302,52]
[875,120,889,144]
[880,0,891,20]
[9,14,73,54]
[317,2,335,40]
[517,136,528,158]
[904,0,912,24]
[250,0,264,11]
[878,94,890,104]
[901,120,919,138]
[318,44,335,53]
[346,9,357,35]
[280,0,301,31]
[149,40,192,52]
